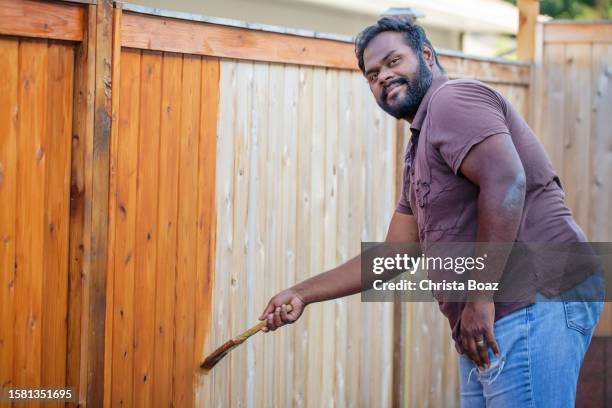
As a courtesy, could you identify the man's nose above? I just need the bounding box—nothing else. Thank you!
[378,67,394,87]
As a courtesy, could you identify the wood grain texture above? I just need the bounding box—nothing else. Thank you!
[173,54,201,407]
[535,22,612,339]
[293,64,313,408]
[106,48,221,407]
[229,59,251,408]
[517,0,539,60]
[152,51,182,407]
[41,41,74,400]
[121,12,356,70]
[194,56,219,408]
[103,7,121,408]
[334,70,351,407]
[544,22,612,43]
[210,59,236,408]
[439,55,530,86]
[88,1,114,405]
[131,49,161,408]
[563,44,592,234]
[0,0,85,41]
[110,47,140,408]
[0,37,75,406]
[279,64,299,408]
[321,67,339,408]
[14,40,48,400]
[67,5,95,404]
[590,44,612,337]
[0,36,19,392]
[250,61,270,408]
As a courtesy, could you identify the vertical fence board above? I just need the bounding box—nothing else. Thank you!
[306,67,326,408]
[591,44,612,336]
[131,50,162,408]
[194,56,219,407]
[68,6,95,403]
[172,54,202,408]
[153,51,182,407]
[211,59,236,408]
[539,44,566,183]
[228,60,251,408]
[563,44,592,234]
[0,36,18,391]
[250,61,270,408]
[41,42,74,399]
[321,67,339,408]
[348,72,365,408]
[14,41,48,402]
[280,64,299,408]
[258,61,278,408]
[103,8,121,407]
[293,65,313,408]
[589,44,612,242]
[334,70,351,408]
[111,48,140,408]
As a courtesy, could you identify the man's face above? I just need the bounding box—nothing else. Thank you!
[363,31,433,119]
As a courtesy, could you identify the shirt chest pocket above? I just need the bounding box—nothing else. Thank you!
[407,162,433,232]
[414,179,431,208]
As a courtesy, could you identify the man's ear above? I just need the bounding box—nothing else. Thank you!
[422,46,435,69]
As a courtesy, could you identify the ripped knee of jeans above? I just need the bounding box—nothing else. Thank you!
[467,356,507,385]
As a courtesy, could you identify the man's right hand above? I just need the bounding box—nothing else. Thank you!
[259,289,307,332]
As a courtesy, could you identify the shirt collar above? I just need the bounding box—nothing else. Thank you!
[409,75,449,132]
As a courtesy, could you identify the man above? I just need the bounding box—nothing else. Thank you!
[259,17,603,407]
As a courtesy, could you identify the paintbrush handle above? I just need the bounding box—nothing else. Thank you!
[237,304,294,341]
[201,304,295,370]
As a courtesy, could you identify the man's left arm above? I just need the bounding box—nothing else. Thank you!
[458,132,527,368]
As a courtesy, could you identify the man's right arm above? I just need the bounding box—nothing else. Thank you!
[259,211,419,331]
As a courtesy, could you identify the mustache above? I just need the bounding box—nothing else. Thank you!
[382,78,409,101]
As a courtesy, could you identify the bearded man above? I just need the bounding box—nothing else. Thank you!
[259,17,603,407]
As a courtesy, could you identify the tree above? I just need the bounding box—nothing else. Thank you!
[503,0,611,19]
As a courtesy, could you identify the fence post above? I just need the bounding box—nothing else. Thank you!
[517,0,539,61]
[86,0,114,406]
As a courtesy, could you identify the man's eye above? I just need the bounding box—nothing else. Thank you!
[369,73,378,82]
[390,57,400,65]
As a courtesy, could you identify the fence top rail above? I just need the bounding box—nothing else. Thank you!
[543,19,612,25]
[117,1,530,68]
[59,0,97,4]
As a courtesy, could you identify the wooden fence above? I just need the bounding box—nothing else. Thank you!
[0,1,609,407]
[532,20,612,337]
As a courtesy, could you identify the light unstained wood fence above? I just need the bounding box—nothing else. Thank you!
[2,1,610,407]
[532,21,612,337]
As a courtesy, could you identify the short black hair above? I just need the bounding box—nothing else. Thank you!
[355,17,444,75]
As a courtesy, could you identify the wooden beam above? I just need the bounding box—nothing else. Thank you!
[0,0,85,41]
[439,54,531,86]
[120,10,531,85]
[121,11,358,70]
[86,0,114,406]
[67,4,96,406]
[544,22,612,43]
[517,0,539,60]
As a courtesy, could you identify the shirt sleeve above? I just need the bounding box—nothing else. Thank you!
[396,189,413,215]
[428,81,511,174]
[396,157,413,215]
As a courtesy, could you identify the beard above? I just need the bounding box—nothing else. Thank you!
[377,56,433,120]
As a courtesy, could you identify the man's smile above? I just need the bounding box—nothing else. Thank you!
[386,83,405,101]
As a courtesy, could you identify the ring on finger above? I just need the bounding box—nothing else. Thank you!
[476,339,486,348]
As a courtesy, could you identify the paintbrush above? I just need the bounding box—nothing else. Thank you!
[201,304,293,370]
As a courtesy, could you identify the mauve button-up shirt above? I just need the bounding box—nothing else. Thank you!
[396,75,587,341]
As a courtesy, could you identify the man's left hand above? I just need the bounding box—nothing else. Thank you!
[459,301,500,368]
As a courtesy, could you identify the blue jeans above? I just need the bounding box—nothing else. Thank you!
[459,273,605,407]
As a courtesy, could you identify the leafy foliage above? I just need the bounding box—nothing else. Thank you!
[503,0,611,19]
